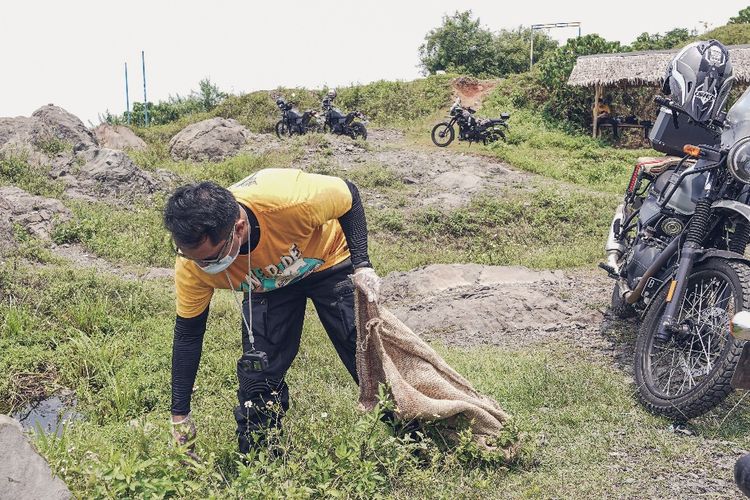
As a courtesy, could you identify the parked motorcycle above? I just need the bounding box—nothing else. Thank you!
[601,41,750,420]
[431,98,510,147]
[275,97,321,138]
[321,94,368,140]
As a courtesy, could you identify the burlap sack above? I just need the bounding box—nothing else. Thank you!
[354,290,516,456]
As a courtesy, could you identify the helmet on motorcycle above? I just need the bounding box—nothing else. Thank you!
[662,40,734,123]
[275,97,286,108]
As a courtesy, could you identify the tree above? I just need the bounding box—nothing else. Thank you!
[419,12,557,78]
[730,6,750,24]
[191,78,227,112]
[494,27,557,76]
[537,34,625,128]
[538,34,623,88]
[419,11,497,77]
[630,28,694,50]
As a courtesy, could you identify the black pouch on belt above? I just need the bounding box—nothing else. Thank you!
[238,350,269,375]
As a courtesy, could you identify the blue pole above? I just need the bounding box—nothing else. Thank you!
[125,62,130,125]
[142,50,149,127]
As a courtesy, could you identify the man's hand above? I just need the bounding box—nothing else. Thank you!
[171,414,200,460]
[352,267,381,303]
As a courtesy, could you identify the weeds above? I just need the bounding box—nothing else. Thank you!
[0,149,65,197]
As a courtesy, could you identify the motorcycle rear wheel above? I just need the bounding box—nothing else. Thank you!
[275,120,290,139]
[431,123,454,147]
[634,258,749,420]
[350,122,367,140]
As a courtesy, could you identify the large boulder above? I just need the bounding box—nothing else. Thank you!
[31,104,97,152]
[0,415,72,499]
[0,187,71,253]
[169,117,249,161]
[0,105,97,155]
[55,148,176,201]
[93,124,147,151]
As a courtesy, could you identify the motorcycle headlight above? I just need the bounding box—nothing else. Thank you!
[728,137,750,184]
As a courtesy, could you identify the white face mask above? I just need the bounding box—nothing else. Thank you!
[198,233,240,274]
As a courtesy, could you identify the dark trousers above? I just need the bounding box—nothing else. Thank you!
[234,260,358,453]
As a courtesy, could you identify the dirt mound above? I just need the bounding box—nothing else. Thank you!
[93,124,147,151]
[242,131,283,155]
[169,118,249,161]
[452,77,498,109]
[0,186,71,254]
[381,264,611,350]
[52,148,179,202]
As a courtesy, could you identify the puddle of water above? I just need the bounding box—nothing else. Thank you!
[11,393,81,435]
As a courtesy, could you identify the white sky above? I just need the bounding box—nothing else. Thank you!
[1,0,748,125]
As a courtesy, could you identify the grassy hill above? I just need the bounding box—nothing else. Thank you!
[5,32,750,496]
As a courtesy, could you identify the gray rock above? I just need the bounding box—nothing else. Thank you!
[0,415,71,500]
[31,104,97,152]
[0,187,71,252]
[59,148,173,201]
[93,124,147,151]
[169,117,249,161]
[0,104,96,156]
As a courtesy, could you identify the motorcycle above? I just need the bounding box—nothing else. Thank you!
[321,97,368,140]
[431,98,510,147]
[275,97,322,138]
[602,89,750,421]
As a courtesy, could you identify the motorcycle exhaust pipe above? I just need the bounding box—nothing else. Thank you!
[605,204,626,274]
[624,233,683,305]
[731,311,750,341]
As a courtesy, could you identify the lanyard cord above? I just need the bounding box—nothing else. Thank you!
[224,225,255,350]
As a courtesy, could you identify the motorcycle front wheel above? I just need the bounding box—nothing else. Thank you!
[275,120,290,139]
[634,258,749,420]
[350,122,367,140]
[431,123,454,147]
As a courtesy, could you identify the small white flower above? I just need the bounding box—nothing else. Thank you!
[266,400,273,407]
[320,412,328,419]
[270,391,279,396]
[244,401,254,409]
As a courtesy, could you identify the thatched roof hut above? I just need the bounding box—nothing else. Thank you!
[568,44,750,136]
[568,44,750,87]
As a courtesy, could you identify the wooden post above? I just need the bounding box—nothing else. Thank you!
[593,84,601,138]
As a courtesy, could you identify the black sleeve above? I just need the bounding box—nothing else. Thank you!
[171,307,209,415]
[338,180,371,269]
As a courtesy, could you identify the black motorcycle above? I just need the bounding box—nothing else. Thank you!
[603,92,750,420]
[275,97,321,139]
[321,97,368,140]
[431,99,510,147]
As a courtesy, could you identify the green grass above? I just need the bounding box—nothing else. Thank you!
[367,185,618,270]
[52,200,173,268]
[479,85,654,194]
[2,262,747,498]
[0,149,65,198]
[5,73,745,497]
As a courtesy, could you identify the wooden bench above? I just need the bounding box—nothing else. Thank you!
[596,122,652,139]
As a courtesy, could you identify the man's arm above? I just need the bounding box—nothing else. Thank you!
[338,180,371,269]
[171,307,209,420]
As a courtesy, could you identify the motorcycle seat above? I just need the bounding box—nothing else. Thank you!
[636,156,693,175]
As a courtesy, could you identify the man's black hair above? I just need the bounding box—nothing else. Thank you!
[164,181,240,249]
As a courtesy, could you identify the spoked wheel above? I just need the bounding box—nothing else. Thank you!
[635,258,749,420]
[275,120,290,139]
[350,122,367,140]
[431,123,454,147]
